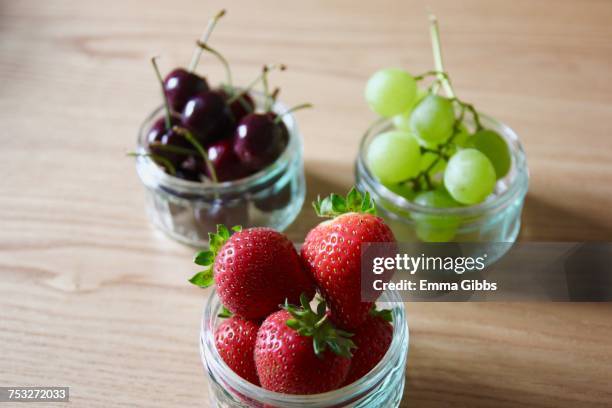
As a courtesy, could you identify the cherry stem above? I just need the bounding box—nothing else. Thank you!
[429,14,455,98]
[172,126,218,184]
[270,87,281,103]
[151,56,172,130]
[274,103,313,124]
[235,94,253,114]
[127,152,176,175]
[189,9,226,72]
[228,63,286,104]
[196,41,232,87]
[262,66,271,111]
[149,142,197,156]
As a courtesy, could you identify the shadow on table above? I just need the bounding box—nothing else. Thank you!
[284,166,347,242]
[520,194,612,241]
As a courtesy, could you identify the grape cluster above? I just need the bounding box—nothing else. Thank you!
[363,20,511,242]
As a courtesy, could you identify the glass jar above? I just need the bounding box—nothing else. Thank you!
[200,289,409,407]
[135,94,306,247]
[356,115,529,244]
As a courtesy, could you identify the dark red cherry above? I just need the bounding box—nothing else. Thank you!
[217,88,255,123]
[182,91,234,144]
[204,138,250,182]
[163,68,209,113]
[175,155,202,182]
[149,127,192,167]
[266,112,289,146]
[146,115,181,145]
[233,113,288,171]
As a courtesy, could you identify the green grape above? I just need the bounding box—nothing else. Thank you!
[420,151,447,175]
[409,94,455,145]
[452,124,471,147]
[392,88,428,130]
[467,129,511,179]
[385,182,417,201]
[367,130,421,184]
[365,68,417,117]
[412,190,461,242]
[444,148,496,205]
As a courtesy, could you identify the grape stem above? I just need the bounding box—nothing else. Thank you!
[429,14,455,98]
[189,9,226,72]
[400,104,466,190]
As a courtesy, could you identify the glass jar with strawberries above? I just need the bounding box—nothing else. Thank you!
[192,189,409,407]
[132,11,308,247]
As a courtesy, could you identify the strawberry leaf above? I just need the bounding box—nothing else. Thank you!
[370,305,394,322]
[189,269,214,288]
[194,250,215,267]
[313,187,377,218]
[282,293,356,358]
[217,305,233,318]
[189,224,242,287]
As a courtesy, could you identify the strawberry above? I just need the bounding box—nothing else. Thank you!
[254,294,354,394]
[215,313,260,385]
[301,188,396,330]
[190,225,314,320]
[343,309,393,385]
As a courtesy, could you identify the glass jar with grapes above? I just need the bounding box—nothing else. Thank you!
[355,16,528,245]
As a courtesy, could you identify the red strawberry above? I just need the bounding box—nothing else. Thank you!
[215,314,260,385]
[343,310,393,385]
[254,294,353,394]
[190,225,314,320]
[301,188,396,330]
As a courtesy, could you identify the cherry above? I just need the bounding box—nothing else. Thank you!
[265,112,289,145]
[233,113,287,171]
[182,90,234,144]
[205,138,251,182]
[176,155,202,182]
[148,57,195,170]
[150,127,192,167]
[217,88,255,123]
[146,115,181,145]
[163,68,209,112]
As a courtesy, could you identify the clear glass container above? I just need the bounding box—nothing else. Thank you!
[356,115,529,244]
[135,94,305,247]
[200,289,409,407]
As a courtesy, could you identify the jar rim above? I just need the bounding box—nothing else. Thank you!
[200,289,408,406]
[136,92,301,195]
[357,114,529,217]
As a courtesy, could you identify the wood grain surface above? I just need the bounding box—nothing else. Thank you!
[1,0,612,406]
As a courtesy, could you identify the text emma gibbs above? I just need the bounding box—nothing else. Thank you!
[370,253,498,292]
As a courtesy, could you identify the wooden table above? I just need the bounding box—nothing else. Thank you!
[1,0,611,406]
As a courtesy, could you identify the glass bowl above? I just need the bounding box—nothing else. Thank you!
[356,114,529,243]
[135,94,306,247]
[200,289,409,407]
